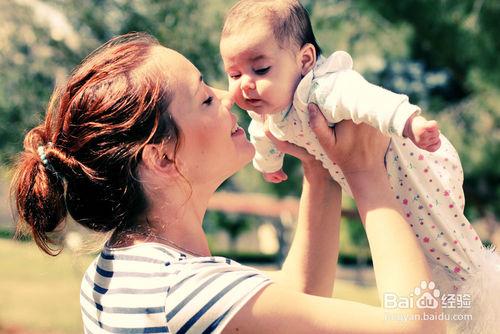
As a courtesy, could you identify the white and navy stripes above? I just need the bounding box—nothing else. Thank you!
[80,243,271,334]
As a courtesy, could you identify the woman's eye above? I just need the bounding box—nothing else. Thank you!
[203,96,213,106]
[254,66,271,75]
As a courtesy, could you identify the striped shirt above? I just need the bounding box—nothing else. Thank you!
[80,242,272,334]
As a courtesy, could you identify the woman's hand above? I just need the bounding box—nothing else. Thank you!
[307,103,390,175]
[306,105,444,334]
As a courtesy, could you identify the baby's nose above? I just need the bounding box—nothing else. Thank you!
[241,75,256,90]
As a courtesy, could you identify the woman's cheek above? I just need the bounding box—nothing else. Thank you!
[228,81,240,95]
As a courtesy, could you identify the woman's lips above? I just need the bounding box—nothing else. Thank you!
[231,127,245,137]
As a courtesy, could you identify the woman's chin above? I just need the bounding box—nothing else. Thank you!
[215,144,254,182]
[241,145,255,165]
[226,149,254,177]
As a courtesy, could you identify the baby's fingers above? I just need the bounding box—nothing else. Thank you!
[424,120,439,131]
[427,140,441,152]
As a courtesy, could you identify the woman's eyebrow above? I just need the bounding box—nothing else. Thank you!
[194,74,203,95]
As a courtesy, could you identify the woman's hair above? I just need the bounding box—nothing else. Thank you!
[222,0,322,57]
[11,32,180,255]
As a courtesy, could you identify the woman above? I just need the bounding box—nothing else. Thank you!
[11,33,444,333]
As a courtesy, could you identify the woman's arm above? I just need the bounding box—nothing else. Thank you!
[224,164,443,333]
[308,104,436,303]
[223,109,445,334]
[261,126,342,297]
[280,161,342,296]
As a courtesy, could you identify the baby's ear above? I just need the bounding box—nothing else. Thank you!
[298,43,316,75]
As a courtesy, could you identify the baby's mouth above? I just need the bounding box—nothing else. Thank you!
[245,98,263,106]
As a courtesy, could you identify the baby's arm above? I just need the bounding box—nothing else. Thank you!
[403,113,441,152]
[248,117,287,183]
[315,69,420,138]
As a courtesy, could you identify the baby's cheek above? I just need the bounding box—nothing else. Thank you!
[233,97,247,111]
[258,80,279,100]
[257,79,273,92]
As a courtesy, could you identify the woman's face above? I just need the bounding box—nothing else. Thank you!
[156,47,254,185]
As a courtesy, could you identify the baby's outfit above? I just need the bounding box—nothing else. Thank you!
[248,51,499,334]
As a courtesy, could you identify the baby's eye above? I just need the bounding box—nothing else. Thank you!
[229,73,241,80]
[203,96,213,106]
[254,66,271,75]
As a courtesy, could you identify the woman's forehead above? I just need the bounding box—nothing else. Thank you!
[151,46,201,99]
[153,46,198,79]
[154,48,203,121]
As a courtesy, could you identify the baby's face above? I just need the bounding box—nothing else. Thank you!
[220,22,303,115]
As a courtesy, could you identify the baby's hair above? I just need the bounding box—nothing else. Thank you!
[10,32,181,255]
[222,0,321,57]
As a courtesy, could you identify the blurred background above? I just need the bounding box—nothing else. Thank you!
[0,0,498,333]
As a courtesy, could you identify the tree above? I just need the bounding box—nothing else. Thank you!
[309,0,499,224]
[204,211,253,253]
[0,0,227,163]
[1,0,498,252]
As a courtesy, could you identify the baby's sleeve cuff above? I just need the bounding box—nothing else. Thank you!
[390,102,421,137]
[252,156,283,174]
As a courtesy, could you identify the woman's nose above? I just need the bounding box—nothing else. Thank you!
[213,88,234,110]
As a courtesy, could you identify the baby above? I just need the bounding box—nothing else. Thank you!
[220,0,440,184]
[220,1,499,332]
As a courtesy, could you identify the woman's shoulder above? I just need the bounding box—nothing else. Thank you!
[161,250,272,334]
[81,242,272,333]
[84,242,268,283]
[81,242,181,291]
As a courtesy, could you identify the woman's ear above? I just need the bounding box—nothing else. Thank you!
[141,143,179,179]
[298,43,316,76]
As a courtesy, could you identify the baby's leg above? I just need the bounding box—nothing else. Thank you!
[385,135,483,283]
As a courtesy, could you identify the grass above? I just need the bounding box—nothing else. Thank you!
[0,239,94,334]
[0,238,379,333]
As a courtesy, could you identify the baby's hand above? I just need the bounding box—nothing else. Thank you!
[404,114,441,152]
[263,169,288,183]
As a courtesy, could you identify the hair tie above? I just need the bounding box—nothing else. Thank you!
[37,142,60,178]
[37,145,49,166]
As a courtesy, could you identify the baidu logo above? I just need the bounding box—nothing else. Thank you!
[384,281,473,321]
[414,281,440,309]
[384,281,441,309]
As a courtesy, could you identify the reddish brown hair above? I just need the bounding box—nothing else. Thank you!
[11,33,180,255]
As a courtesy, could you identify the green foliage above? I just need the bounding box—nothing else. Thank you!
[356,0,500,219]
[0,0,498,255]
[0,0,228,164]
[204,211,254,251]
[306,0,499,222]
